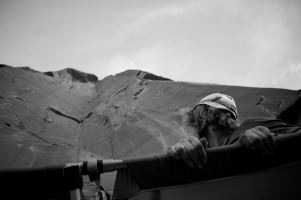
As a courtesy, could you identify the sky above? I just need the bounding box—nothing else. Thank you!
[0,0,301,90]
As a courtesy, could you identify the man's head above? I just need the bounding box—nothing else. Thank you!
[180,93,238,138]
[193,93,238,119]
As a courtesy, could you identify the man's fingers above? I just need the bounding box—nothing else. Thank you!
[188,137,207,169]
[200,137,208,150]
[167,146,180,160]
[240,126,276,155]
[257,126,276,151]
[167,137,207,169]
[248,131,269,155]
[193,137,207,163]
[173,142,195,168]
[239,134,256,151]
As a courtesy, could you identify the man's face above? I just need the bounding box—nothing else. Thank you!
[215,110,238,133]
[197,109,237,138]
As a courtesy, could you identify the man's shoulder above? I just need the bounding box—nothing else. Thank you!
[240,116,283,125]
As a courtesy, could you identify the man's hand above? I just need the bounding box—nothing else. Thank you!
[238,126,276,155]
[167,136,208,169]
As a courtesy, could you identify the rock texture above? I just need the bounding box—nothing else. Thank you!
[0,64,300,190]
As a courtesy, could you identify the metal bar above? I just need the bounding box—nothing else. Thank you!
[102,159,126,172]
[69,189,81,200]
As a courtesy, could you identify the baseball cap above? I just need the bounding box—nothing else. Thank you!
[193,93,238,119]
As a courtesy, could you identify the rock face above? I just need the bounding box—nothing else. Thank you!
[0,64,301,189]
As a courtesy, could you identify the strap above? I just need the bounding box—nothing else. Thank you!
[87,159,100,182]
[87,159,108,200]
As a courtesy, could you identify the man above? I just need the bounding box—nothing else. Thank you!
[167,93,301,169]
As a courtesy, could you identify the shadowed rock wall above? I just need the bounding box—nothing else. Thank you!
[0,64,300,189]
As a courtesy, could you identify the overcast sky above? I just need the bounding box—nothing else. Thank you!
[0,0,300,90]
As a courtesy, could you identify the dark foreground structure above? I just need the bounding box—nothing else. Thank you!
[1,129,301,200]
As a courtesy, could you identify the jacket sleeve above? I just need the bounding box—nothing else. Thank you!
[225,117,301,145]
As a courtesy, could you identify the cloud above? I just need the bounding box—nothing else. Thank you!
[128,1,200,29]
[91,46,162,79]
[91,43,191,81]
[1,0,300,90]
[268,62,301,90]
[230,0,300,89]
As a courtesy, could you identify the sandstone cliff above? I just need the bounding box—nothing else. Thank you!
[0,64,300,188]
